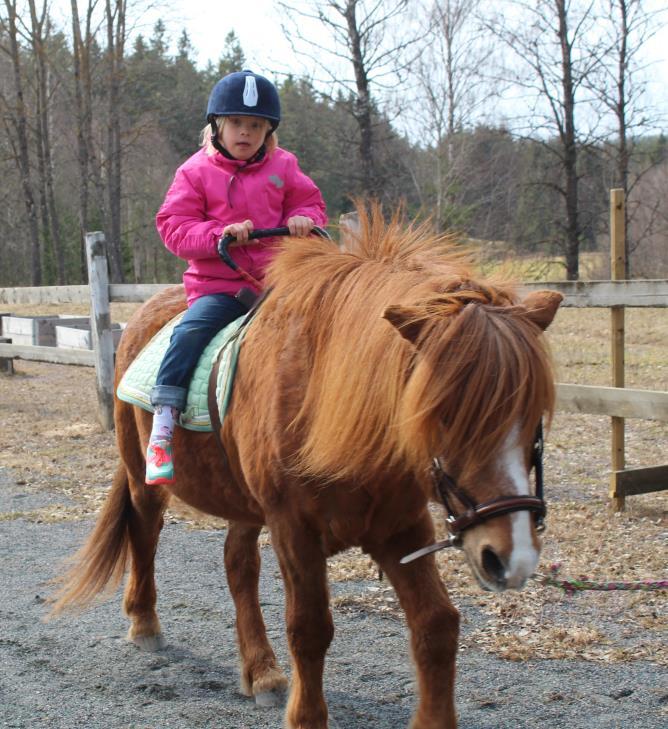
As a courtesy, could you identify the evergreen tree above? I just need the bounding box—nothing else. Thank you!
[213,31,245,80]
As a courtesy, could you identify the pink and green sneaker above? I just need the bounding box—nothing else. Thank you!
[145,440,175,486]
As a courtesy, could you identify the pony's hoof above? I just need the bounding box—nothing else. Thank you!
[130,632,166,652]
[255,688,286,707]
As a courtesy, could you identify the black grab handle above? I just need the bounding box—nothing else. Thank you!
[217,226,331,270]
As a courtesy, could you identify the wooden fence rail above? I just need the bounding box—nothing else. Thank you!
[556,384,668,422]
[521,279,668,307]
[0,223,666,508]
[1,337,665,420]
[2,279,667,308]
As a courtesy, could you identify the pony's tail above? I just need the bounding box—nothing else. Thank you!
[49,463,131,616]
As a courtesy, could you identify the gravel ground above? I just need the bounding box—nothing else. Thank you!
[1,472,666,729]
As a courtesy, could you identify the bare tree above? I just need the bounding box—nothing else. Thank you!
[27,0,66,283]
[278,0,419,196]
[69,0,105,280]
[409,0,498,229]
[104,0,127,282]
[1,0,42,284]
[628,156,668,278]
[487,0,603,280]
[589,0,667,275]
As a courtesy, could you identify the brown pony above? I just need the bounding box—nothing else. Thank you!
[53,207,562,729]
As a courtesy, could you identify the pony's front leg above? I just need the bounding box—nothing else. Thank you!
[224,520,288,705]
[369,514,460,729]
[269,518,333,729]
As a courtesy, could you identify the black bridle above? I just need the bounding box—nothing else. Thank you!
[400,423,546,564]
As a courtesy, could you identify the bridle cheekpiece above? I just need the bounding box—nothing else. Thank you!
[400,423,547,564]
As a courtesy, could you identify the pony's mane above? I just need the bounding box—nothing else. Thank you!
[263,207,555,481]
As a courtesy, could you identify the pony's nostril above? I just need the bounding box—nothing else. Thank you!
[481,547,506,584]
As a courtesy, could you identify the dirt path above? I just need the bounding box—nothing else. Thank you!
[1,471,665,729]
[2,303,667,728]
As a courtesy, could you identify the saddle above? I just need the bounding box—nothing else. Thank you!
[116,311,252,432]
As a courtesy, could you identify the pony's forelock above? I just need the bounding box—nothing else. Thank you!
[398,299,555,477]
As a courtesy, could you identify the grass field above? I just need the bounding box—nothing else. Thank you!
[478,250,610,282]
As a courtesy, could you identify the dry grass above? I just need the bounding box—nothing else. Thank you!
[478,250,609,282]
[0,305,665,665]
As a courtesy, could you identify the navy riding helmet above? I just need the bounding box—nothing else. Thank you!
[206,70,281,131]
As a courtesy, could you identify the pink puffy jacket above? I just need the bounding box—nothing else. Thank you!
[156,146,328,304]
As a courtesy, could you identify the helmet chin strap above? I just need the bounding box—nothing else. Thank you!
[210,121,229,157]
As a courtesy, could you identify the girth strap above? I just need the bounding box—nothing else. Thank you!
[207,287,272,458]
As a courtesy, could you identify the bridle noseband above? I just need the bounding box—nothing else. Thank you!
[401,424,546,564]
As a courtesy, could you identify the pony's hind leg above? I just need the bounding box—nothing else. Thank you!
[224,521,288,706]
[123,476,169,651]
[369,514,460,729]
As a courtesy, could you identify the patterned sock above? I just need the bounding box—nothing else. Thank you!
[149,405,178,444]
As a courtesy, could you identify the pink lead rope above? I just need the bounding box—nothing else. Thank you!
[531,563,668,595]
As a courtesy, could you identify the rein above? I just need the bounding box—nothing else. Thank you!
[217,225,332,290]
[401,424,547,564]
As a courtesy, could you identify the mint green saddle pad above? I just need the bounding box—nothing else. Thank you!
[116,311,250,432]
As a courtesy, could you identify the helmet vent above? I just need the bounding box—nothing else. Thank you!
[243,76,259,107]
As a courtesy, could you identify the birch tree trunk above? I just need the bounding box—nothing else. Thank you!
[343,0,376,195]
[70,0,91,281]
[27,0,66,284]
[104,0,127,283]
[556,0,580,281]
[70,0,109,282]
[3,0,42,284]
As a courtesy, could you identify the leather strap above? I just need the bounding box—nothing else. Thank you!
[400,424,547,564]
[206,290,271,460]
[207,354,229,464]
[446,495,546,534]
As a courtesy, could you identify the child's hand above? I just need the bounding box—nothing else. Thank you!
[223,219,253,243]
[287,216,315,237]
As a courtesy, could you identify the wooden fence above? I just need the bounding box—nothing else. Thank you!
[1,217,666,509]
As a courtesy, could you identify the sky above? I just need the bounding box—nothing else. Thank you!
[123,0,318,78]
[180,1,304,74]
[165,0,668,122]
[47,0,668,123]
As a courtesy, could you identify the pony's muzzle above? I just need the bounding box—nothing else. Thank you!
[478,543,534,591]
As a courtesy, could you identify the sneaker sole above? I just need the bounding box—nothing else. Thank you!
[145,475,175,486]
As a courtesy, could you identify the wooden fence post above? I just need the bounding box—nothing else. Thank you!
[85,232,115,430]
[610,189,625,511]
[339,211,361,252]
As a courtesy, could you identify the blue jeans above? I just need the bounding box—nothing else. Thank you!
[150,293,248,411]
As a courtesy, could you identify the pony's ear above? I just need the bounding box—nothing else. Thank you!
[383,305,427,345]
[522,290,563,330]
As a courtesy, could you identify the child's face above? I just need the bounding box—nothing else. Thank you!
[221,116,270,160]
